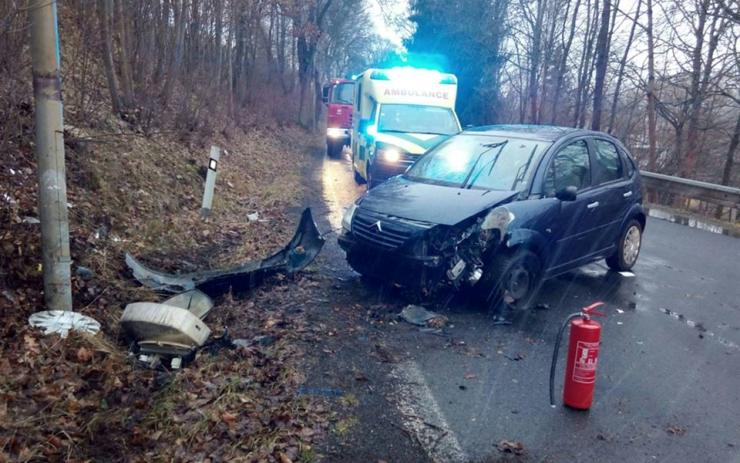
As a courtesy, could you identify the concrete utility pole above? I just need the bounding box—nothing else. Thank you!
[28,0,73,310]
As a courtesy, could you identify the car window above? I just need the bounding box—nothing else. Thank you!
[622,150,635,178]
[593,139,623,184]
[544,140,591,196]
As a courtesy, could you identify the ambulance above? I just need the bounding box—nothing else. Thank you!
[350,68,461,187]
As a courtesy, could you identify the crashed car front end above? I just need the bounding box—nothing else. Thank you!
[338,203,515,293]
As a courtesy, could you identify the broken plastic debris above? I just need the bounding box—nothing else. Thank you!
[120,302,211,347]
[125,208,324,295]
[22,216,40,224]
[162,289,214,319]
[399,305,441,327]
[28,310,101,338]
[247,212,259,222]
[616,308,625,314]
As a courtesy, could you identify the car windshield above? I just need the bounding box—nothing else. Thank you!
[331,83,354,104]
[405,134,550,191]
[377,104,459,136]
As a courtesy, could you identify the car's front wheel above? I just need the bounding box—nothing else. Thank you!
[326,141,343,158]
[606,219,643,271]
[477,248,542,309]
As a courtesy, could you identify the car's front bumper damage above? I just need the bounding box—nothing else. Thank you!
[339,207,501,293]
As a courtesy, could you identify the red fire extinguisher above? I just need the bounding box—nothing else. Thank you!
[549,302,606,410]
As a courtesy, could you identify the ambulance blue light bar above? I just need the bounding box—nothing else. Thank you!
[370,67,457,85]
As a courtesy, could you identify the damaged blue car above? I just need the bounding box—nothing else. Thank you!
[338,125,645,308]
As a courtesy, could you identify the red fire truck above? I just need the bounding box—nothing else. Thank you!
[322,78,355,157]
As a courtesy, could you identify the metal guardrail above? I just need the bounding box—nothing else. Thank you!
[641,171,740,224]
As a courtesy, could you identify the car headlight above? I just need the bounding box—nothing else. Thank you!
[327,127,345,138]
[480,206,515,241]
[342,203,358,232]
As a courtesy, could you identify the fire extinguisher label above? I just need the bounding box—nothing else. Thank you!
[573,341,599,384]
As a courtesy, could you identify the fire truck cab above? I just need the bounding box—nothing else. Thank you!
[351,68,461,187]
[322,79,355,157]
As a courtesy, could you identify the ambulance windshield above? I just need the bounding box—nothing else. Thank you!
[377,104,459,136]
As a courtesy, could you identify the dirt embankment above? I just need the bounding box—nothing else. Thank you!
[0,112,340,461]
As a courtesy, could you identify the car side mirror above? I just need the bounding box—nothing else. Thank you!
[322,86,330,104]
[555,186,578,202]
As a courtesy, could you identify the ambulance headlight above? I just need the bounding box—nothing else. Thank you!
[327,128,345,138]
[342,203,358,233]
[380,148,401,163]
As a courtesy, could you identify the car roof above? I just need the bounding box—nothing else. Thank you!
[462,124,604,142]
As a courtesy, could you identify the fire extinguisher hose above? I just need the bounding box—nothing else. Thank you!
[549,312,582,407]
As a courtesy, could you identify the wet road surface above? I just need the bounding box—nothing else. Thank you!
[302,147,740,462]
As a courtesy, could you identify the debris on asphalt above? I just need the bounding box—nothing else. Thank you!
[502,352,527,361]
[492,314,512,325]
[28,310,101,338]
[533,303,551,310]
[497,439,526,456]
[126,207,325,295]
[399,304,445,327]
[667,425,687,436]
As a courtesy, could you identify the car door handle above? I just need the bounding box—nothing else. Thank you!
[587,201,600,209]
[623,191,633,198]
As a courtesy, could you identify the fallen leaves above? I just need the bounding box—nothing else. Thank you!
[1,122,329,461]
[497,439,527,456]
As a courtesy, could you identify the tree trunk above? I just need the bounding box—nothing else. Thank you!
[681,2,722,177]
[551,0,581,124]
[97,0,122,115]
[646,0,657,171]
[608,0,641,133]
[591,0,612,131]
[115,0,135,108]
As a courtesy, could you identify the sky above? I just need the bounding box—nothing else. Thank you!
[367,0,410,50]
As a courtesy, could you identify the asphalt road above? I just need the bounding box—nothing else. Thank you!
[303,148,740,463]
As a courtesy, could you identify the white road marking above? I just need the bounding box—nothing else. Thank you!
[389,361,469,463]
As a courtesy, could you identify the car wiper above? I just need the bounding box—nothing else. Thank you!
[461,141,508,189]
[510,145,538,190]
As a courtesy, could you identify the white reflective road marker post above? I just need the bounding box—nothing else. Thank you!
[201,145,221,218]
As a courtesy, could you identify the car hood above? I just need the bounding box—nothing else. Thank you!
[359,176,518,226]
[374,132,451,155]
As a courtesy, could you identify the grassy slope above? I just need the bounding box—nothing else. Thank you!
[0,5,334,462]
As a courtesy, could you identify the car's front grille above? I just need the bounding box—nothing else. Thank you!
[352,209,431,250]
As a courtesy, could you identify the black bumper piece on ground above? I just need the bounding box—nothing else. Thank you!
[126,208,325,296]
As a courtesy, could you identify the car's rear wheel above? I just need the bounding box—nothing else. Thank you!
[477,248,542,309]
[606,219,642,271]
